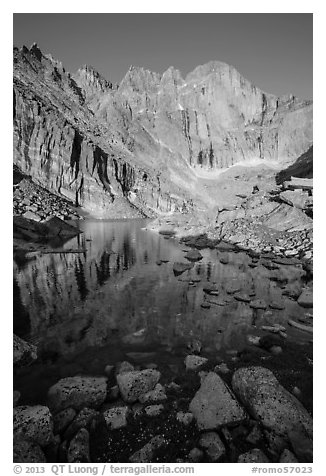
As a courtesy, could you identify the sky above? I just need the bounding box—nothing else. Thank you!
[13,13,313,100]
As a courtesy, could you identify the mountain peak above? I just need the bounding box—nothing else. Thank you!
[74,64,112,96]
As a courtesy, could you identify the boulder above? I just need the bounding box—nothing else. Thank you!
[250,299,267,310]
[47,376,107,413]
[67,428,90,463]
[63,408,98,441]
[259,334,283,351]
[269,300,285,310]
[13,437,46,463]
[297,289,313,308]
[246,424,263,445]
[117,369,161,403]
[103,406,129,429]
[189,372,247,430]
[184,355,208,371]
[53,408,77,435]
[234,293,251,302]
[173,262,194,275]
[144,404,164,417]
[176,412,194,426]
[14,405,54,446]
[115,361,135,375]
[203,283,219,295]
[184,250,203,261]
[188,447,204,462]
[232,367,313,441]
[199,432,225,461]
[214,363,230,374]
[23,210,42,221]
[138,383,167,403]
[238,448,270,463]
[279,449,299,463]
[129,435,167,463]
[13,334,37,367]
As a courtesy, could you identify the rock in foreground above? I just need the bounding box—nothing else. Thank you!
[117,369,161,403]
[189,372,247,430]
[47,376,107,413]
[14,405,53,446]
[232,367,313,441]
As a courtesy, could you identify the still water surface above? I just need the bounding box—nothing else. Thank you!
[13,218,310,404]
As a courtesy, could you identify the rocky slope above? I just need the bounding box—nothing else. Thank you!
[13,44,313,218]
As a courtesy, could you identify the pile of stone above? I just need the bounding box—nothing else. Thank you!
[13,356,313,464]
[13,170,81,223]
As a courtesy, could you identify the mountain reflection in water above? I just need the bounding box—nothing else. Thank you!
[14,218,309,363]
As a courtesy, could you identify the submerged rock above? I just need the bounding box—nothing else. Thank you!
[189,372,247,430]
[172,262,194,275]
[14,405,54,447]
[232,367,313,441]
[297,289,313,308]
[117,369,161,403]
[47,376,107,413]
[184,250,203,261]
[250,299,267,310]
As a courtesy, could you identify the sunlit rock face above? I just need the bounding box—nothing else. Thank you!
[13,45,313,218]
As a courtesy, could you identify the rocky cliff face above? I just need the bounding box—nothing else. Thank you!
[13,44,313,218]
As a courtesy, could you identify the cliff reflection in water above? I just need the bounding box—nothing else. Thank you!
[14,219,308,361]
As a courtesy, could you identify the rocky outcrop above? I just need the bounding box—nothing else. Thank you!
[13,44,312,219]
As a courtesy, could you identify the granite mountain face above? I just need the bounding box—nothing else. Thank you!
[13,44,313,218]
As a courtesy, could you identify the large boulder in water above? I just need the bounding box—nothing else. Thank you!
[14,405,54,446]
[231,367,313,441]
[189,372,247,430]
[47,376,107,414]
[117,369,161,403]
